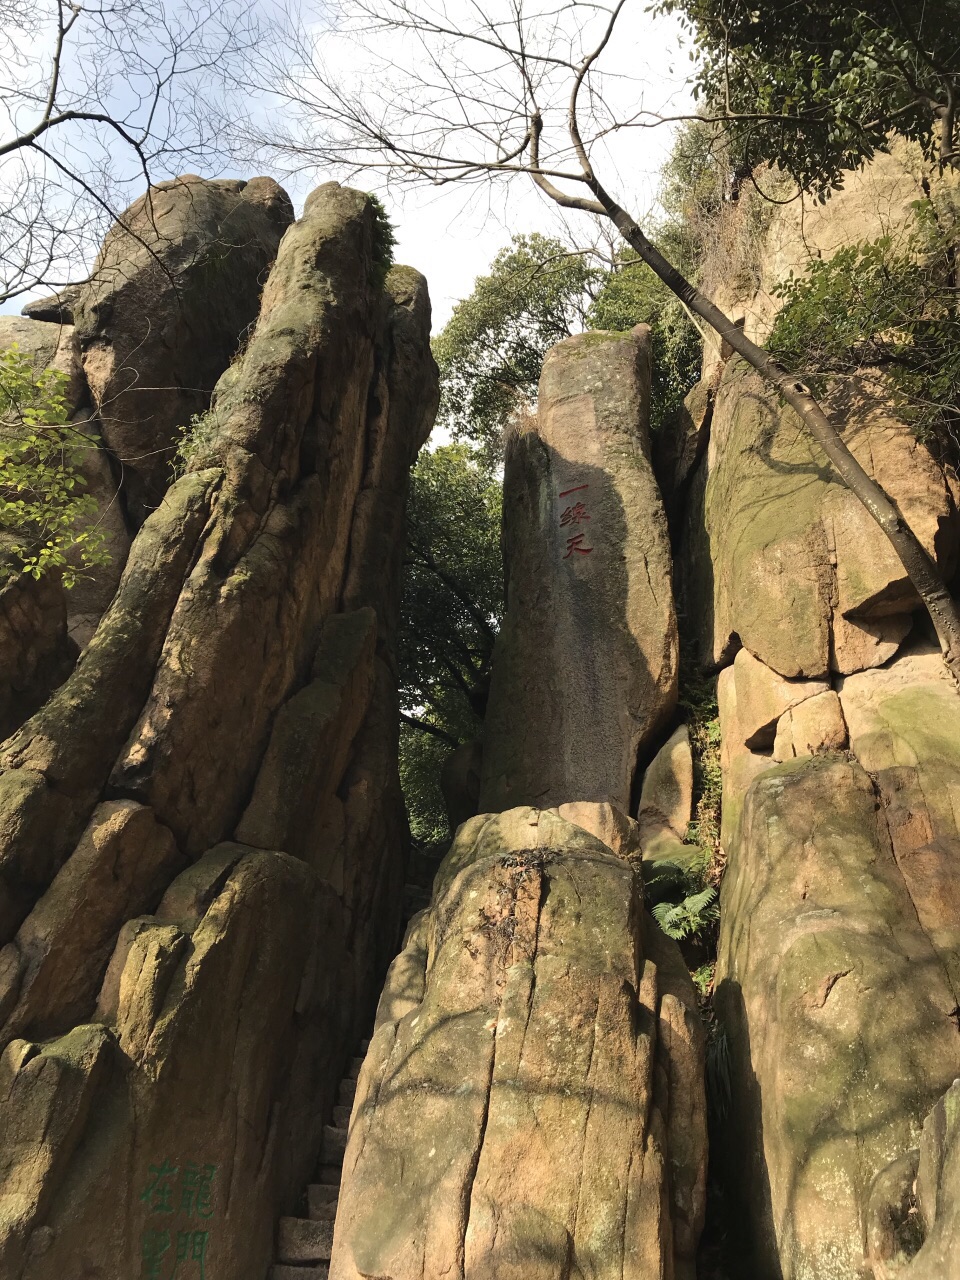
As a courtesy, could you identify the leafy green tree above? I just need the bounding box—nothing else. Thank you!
[433,233,601,463]
[435,230,703,460]
[0,345,108,586]
[589,254,703,434]
[398,443,503,841]
[768,200,960,446]
[659,0,960,194]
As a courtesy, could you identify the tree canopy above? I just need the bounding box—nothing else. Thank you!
[397,443,503,841]
[659,0,960,194]
[434,228,704,463]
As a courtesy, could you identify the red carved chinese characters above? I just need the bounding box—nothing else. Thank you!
[563,533,593,558]
[560,501,590,527]
[558,484,593,557]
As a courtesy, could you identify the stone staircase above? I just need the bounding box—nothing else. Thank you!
[268,1042,367,1280]
[267,855,440,1279]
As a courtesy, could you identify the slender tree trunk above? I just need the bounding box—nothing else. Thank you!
[602,202,960,681]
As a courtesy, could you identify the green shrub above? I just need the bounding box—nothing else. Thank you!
[0,345,108,587]
[768,200,960,447]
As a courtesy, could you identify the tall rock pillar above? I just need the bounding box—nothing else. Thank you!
[331,329,705,1280]
[479,326,678,813]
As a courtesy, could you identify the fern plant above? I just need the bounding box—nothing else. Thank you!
[648,855,720,941]
[652,882,720,940]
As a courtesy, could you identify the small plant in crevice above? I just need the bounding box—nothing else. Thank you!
[471,847,555,972]
[171,406,224,478]
[649,855,720,943]
[679,663,724,885]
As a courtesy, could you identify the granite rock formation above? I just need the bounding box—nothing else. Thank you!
[480,326,678,813]
[0,179,437,1280]
[330,806,707,1280]
[667,148,960,1279]
[4,140,960,1280]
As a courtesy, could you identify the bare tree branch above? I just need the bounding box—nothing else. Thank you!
[257,0,960,680]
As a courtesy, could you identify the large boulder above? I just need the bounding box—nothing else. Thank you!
[0,845,349,1280]
[839,643,960,992]
[684,362,960,678]
[73,174,294,524]
[330,806,707,1280]
[715,753,960,1279]
[480,327,678,812]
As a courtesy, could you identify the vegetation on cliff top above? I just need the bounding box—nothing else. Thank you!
[659,0,960,193]
[769,198,960,451]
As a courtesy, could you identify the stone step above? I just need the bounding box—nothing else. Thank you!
[358,1038,370,1052]
[343,1057,364,1082]
[332,1104,351,1128]
[317,1163,342,1185]
[277,1216,334,1264]
[271,1265,329,1280]
[320,1124,348,1166]
[307,1183,339,1221]
[338,1077,357,1106]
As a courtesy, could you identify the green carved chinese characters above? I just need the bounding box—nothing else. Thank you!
[140,1160,218,1278]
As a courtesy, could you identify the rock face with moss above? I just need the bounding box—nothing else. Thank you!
[330,805,707,1280]
[682,360,959,678]
[0,178,293,716]
[0,180,437,1280]
[480,326,678,813]
[673,235,960,1271]
[715,747,960,1279]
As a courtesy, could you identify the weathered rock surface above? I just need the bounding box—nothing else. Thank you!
[715,753,960,1279]
[480,327,678,813]
[773,688,848,761]
[61,411,132,650]
[731,647,830,749]
[700,140,942,377]
[331,806,707,1280]
[839,644,960,994]
[73,173,294,523]
[639,723,694,838]
[440,738,483,831]
[0,181,437,1279]
[0,574,75,750]
[683,362,959,678]
[20,290,79,324]
[0,316,83,408]
[896,1080,960,1278]
[0,800,183,1047]
[715,663,772,853]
